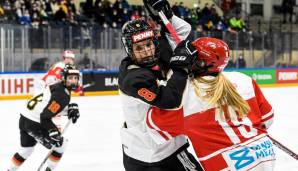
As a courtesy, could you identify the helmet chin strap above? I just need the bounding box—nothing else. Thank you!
[69,84,78,91]
[133,54,158,67]
[192,62,219,77]
[191,60,206,72]
[64,81,78,91]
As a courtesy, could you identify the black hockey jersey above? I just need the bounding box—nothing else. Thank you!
[118,15,192,163]
[118,57,188,109]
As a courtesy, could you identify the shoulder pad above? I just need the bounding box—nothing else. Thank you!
[49,82,68,94]
[52,62,65,69]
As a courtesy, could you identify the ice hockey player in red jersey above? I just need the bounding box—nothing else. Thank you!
[147,37,275,171]
[8,64,80,171]
[34,50,76,94]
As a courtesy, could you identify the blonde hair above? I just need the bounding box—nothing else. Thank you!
[192,73,250,121]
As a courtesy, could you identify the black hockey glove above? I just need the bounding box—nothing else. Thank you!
[48,129,63,147]
[68,103,80,124]
[170,40,197,72]
[143,0,173,21]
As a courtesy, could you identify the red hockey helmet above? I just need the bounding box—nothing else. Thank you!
[191,37,230,76]
[62,50,75,59]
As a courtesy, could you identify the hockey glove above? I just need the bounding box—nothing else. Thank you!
[68,103,80,124]
[170,40,197,72]
[48,129,63,147]
[143,0,173,21]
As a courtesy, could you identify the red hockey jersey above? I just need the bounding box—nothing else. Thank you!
[38,62,83,95]
[146,72,275,171]
[42,62,65,85]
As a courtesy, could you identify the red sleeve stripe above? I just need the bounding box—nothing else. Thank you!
[261,108,274,120]
[12,156,24,166]
[146,109,172,141]
[48,154,61,162]
[262,117,274,129]
[261,113,274,122]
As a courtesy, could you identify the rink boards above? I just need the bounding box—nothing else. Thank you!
[1,68,298,100]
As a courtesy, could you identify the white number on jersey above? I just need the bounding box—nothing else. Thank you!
[215,106,258,144]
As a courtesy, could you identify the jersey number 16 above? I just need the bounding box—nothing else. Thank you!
[215,106,258,144]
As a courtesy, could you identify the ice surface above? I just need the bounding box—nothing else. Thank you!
[0,87,297,170]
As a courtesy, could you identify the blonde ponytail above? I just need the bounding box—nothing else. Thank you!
[192,73,250,121]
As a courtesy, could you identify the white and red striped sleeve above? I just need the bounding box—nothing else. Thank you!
[146,107,184,144]
[252,79,274,129]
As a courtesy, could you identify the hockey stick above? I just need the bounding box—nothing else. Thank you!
[82,82,95,89]
[268,135,298,160]
[158,11,181,44]
[37,119,72,171]
[82,71,96,89]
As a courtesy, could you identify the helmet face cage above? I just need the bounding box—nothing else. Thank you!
[191,37,230,76]
[61,64,80,90]
[121,18,160,67]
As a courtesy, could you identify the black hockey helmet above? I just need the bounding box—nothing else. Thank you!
[61,64,80,90]
[121,18,160,67]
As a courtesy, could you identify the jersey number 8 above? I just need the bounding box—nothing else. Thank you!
[138,88,156,101]
[27,94,43,110]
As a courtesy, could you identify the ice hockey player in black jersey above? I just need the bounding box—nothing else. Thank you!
[118,1,203,170]
[7,64,80,171]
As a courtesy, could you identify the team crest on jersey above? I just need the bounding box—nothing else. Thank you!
[132,30,154,43]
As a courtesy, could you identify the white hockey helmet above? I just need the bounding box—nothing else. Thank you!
[62,50,75,59]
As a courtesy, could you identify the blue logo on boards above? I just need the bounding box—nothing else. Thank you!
[229,147,255,170]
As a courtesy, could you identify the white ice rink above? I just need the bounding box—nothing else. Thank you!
[1,86,298,171]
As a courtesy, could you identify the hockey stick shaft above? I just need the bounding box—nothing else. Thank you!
[268,135,298,160]
[82,82,95,89]
[37,119,72,171]
[82,71,96,89]
[158,11,181,45]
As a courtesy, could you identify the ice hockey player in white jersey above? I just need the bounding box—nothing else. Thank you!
[7,64,81,171]
[118,0,204,170]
